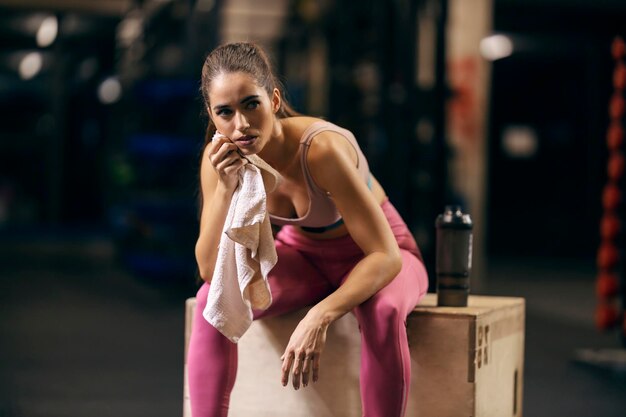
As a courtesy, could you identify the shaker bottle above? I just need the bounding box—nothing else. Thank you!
[435,205,473,307]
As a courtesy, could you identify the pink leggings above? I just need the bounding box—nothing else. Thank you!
[187,200,429,417]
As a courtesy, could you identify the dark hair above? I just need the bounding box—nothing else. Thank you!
[200,42,299,148]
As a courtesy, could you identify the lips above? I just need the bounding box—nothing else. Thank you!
[236,135,257,146]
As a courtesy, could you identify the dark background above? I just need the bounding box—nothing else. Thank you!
[1,0,626,416]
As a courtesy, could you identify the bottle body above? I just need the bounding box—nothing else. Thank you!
[435,206,473,307]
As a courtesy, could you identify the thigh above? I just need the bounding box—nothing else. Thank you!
[353,249,428,320]
[253,238,332,320]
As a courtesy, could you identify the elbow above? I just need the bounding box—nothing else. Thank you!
[197,263,214,283]
[195,255,209,282]
[388,251,403,278]
[195,243,213,283]
[381,247,402,283]
[197,266,212,282]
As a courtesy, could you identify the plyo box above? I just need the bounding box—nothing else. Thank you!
[184,294,525,417]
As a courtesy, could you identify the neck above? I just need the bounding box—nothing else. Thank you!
[258,118,295,173]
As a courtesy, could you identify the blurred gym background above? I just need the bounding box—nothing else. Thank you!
[1,0,625,416]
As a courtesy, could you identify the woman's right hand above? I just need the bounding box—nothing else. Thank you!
[207,131,248,193]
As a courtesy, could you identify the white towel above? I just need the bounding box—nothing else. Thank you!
[202,151,281,343]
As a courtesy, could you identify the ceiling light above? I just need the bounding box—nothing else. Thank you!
[98,76,122,104]
[480,34,514,61]
[36,16,58,48]
[19,52,43,80]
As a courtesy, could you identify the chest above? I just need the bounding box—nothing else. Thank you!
[267,166,311,219]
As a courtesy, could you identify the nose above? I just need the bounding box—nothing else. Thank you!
[234,111,250,132]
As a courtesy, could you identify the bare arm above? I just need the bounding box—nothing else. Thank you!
[307,132,402,322]
[195,135,248,281]
[281,131,402,389]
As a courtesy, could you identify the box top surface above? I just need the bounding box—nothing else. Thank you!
[412,294,525,317]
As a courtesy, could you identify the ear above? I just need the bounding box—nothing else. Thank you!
[271,88,281,114]
[207,106,215,122]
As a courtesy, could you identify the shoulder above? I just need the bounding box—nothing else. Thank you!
[281,117,356,167]
[282,116,355,140]
[306,131,359,194]
[307,126,357,169]
[280,115,325,138]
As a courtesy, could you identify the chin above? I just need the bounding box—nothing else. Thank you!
[240,136,267,154]
[238,147,259,156]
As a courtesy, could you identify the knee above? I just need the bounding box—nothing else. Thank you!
[357,306,403,361]
[358,297,404,337]
[373,297,402,322]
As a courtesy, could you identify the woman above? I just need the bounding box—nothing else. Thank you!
[189,42,429,417]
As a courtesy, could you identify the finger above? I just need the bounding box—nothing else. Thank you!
[211,142,238,162]
[281,352,294,387]
[312,355,321,383]
[301,354,313,387]
[292,352,305,390]
[214,146,244,169]
[208,135,230,154]
[222,160,247,176]
[212,131,228,141]
[207,139,235,163]
[215,161,239,176]
[209,147,234,168]
[216,155,244,173]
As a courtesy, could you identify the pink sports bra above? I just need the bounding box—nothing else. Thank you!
[269,121,371,232]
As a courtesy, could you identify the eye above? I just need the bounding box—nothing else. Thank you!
[216,108,232,117]
[246,100,260,110]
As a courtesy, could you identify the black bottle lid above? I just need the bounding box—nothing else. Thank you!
[436,205,473,229]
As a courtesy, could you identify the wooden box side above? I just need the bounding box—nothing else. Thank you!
[474,301,525,417]
[230,308,362,417]
[184,298,363,417]
[406,313,475,417]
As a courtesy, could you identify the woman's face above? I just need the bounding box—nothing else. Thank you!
[207,71,280,155]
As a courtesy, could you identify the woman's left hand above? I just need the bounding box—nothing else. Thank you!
[280,309,329,390]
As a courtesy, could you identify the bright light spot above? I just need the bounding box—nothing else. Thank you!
[502,125,538,158]
[36,16,58,47]
[19,52,43,80]
[480,34,513,61]
[98,76,122,104]
[117,14,142,47]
